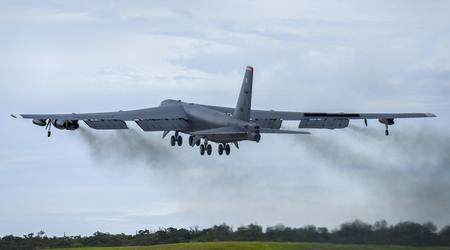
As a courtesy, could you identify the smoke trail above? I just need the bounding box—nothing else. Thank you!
[73,123,450,227]
[77,126,179,168]
[294,124,450,223]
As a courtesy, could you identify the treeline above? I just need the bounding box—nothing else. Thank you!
[2,220,450,249]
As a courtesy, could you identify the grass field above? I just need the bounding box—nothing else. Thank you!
[48,241,450,250]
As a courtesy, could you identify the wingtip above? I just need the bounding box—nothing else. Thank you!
[426,113,437,117]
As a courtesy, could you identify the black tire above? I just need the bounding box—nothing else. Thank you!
[177,135,183,146]
[225,144,231,155]
[189,136,194,146]
[170,135,176,146]
[206,144,212,155]
[196,140,201,146]
[218,144,224,155]
[200,144,205,155]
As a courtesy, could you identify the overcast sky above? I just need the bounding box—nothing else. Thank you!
[1,0,449,236]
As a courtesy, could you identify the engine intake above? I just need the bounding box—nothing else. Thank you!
[378,118,394,125]
[248,132,261,142]
[32,119,47,127]
[52,120,79,130]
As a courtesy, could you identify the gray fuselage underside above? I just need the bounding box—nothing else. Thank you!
[162,101,250,143]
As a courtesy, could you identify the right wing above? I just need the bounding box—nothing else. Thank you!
[12,105,189,131]
[200,104,436,136]
[201,104,436,130]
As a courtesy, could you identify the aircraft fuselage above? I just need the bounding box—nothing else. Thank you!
[161,100,259,143]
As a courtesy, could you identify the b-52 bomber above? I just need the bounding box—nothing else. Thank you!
[11,66,436,156]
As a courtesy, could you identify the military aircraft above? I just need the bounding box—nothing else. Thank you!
[11,66,436,156]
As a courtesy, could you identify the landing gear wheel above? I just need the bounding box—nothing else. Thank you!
[47,131,51,137]
[206,144,212,155]
[385,130,389,136]
[225,144,231,155]
[170,135,176,146]
[177,135,183,146]
[196,140,201,146]
[200,144,205,155]
[189,136,194,146]
[218,144,224,155]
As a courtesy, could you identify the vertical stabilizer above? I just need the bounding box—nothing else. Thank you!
[233,66,253,121]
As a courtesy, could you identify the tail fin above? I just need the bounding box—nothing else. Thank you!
[233,66,253,121]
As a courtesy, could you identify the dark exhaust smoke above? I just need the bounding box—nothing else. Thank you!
[294,124,450,223]
[77,126,178,168]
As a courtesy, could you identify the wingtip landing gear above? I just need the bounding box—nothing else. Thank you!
[45,119,52,138]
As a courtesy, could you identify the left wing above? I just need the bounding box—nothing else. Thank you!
[11,105,189,132]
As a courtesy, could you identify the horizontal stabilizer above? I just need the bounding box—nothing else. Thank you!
[260,128,311,134]
[191,126,245,136]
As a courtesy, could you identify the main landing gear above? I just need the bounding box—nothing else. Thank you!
[199,143,212,156]
[188,135,200,146]
[170,132,183,146]
[187,136,233,156]
[218,143,231,155]
[198,142,231,156]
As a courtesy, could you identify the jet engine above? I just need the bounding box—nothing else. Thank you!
[32,119,47,127]
[378,118,394,136]
[378,118,394,125]
[243,123,261,142]
[248,132,261,142]
[52,120,79,130]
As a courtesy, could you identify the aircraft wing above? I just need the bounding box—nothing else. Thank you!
[201,104,435,120]
[249,111,436,120]
[201,104,436,132]
[11,105,189,131]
